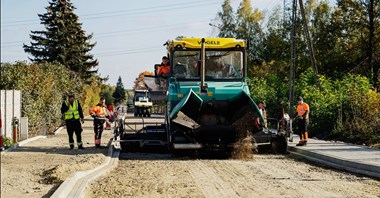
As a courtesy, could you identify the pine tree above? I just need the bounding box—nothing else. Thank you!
[112,76,126,104]
[23,0,98,79]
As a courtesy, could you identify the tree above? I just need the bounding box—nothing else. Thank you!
[100,85,115,106]
[0,61,84,133]
[213,0,236,38]
[23,0,98,79]
[262,5,290,64]
[236,0,265,65]
[332,0,380,86]
[112,76,126,104]
[133,71,154,90]
[311,1,336,75]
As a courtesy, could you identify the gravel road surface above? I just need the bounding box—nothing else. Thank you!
[86,152,380,198]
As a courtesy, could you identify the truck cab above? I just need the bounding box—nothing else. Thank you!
[133,90,153,117]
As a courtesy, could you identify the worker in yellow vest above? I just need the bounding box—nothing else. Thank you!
[61,94,84,150]
[89,97,109,148]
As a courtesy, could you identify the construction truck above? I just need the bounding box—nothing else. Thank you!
[120,38,290,154]
[133,89,153,117]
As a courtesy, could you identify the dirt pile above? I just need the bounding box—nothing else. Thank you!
[231,134,254,159]
[232,109,259,160]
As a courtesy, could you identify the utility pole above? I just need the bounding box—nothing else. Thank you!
[298,0,318,84]
[289,0,319,115]
[288,0,297,115]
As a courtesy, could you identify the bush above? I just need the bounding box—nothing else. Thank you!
[294,68,341,138]
[332,83,380,145]
[3,137,15,148]
[249,74,289,118]
[295,68,380,145]
[0,62,89,136]
[80,79,102,115]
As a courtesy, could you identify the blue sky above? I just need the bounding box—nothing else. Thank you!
[1,0,297,88]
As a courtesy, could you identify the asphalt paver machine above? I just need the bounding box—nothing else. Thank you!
[119,38,289,154]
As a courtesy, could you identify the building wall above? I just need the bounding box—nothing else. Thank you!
[0,90,22,138]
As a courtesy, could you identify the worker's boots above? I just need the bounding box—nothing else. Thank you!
[296,140,307,146]
[296,132,308,146]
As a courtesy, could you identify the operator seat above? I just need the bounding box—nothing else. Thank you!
[174,63,188,78]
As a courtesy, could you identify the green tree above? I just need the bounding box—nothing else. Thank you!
[332,0,380,86]
[311,1,337,76]
[236,0,265,65]
[0,61,83,134]
[259,6,291,80]
[101,85,115,106]
[262,6,289,63]
[112,76,126,104]
[23,0,98,79]
[213,0,236,38]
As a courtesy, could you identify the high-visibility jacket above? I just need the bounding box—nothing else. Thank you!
[64,100,80,120]
[296,102,309,119]
[158,64,170,76]
[89,104,108,117]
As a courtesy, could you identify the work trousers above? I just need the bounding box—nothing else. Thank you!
[297,118,309,140]
[66,119,83,146]
[94,118,106,147]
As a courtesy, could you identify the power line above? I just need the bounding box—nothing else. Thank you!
[1,20,209,48]
[95,45,161,55]
[95,47,163,57]
[94,20,209,38]
[81,0,219,18]
[81,1,219,20]
[261,0,282,12]
[2,0,211,24]
[1,0,220,27]
[259,0,283,28]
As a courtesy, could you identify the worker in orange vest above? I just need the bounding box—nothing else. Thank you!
[89,97,109,148]
[295,96,310,146]
[158,56,170,89]
[158,56,170,78]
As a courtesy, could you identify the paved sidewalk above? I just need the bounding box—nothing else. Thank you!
[288,136,380,179]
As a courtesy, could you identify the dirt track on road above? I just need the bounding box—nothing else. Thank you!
[86,152,380,198]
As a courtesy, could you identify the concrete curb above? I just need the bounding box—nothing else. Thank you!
[51,139,120,198]
[1,136,47,153]
[288,146,380,179]
[1,123,68,153]
[54,126,66,135]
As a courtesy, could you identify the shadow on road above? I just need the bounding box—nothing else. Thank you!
[10,145,110,156]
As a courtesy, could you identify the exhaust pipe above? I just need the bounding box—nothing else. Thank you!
[200,38,207,94]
